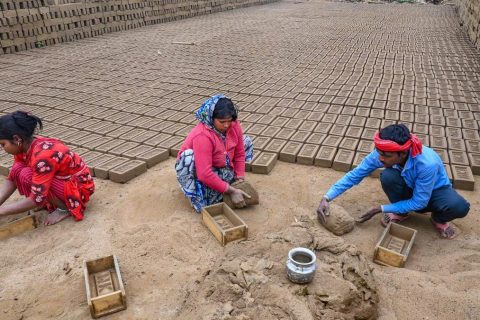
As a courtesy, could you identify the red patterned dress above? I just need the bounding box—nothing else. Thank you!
[7,137,95,221]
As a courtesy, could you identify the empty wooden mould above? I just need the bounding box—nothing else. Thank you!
[83,255,127,318]
[202,203,248,246]
[374,223,417,268]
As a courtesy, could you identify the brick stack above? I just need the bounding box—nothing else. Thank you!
[456,0,480,49]
[0,0,278,54]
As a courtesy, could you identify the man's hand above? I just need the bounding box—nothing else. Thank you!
[227,186,251,208]
[357,206,382,223]
[316,197,330,224]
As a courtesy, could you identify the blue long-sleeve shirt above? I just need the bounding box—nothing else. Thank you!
[325,146,451,214]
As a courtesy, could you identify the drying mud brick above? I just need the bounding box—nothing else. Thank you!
[365,117,381,129]
[330,124,347,136]
[381,119,396,129]
[82,151,104,164]
[429,125,445,137]
[429,136,448,149]
[137,148,170,168]
[323,135,343,147]
[466,140,480,154]
[144,133,171,147]
[96,139,126,153]
[261,126,281,137]
[446,117,462,128]
[463,129,480,141]
[314,122,333,134]
[350,116,367,127]
[413,123,428,135]
[345,126,363,138]
[122,145,155,160]
[361,128,377,140]
[447,137,466,151]
[304,132,325,145]
[108,141,140,157]
[320,203,355,236]
[245,160,252,172]
[169,141,184,157]
[279,141,302,163]
[357,139,374,153]
[446,127,462,139]
[93,157,129,180]
[87,154,117,176]
[223,180,259,209]
[468,153,480,175]
[462,119,479,130]
[276,128,295,140]
[251,152,277,174]
[297,144,319,165]
[448,150,469,166]
[332,149,354,172]
[89,137,115,151]
[452,165,475,191]
[247,124,267,135]
[339,137,359,150]
[158,136,183,151]
[252,136,271,151]
[315,146,337,167]
[264,139,287,153]
[290,131,310,143]
[109,160,148,183]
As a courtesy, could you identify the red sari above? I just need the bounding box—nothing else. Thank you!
[7,137,95,221]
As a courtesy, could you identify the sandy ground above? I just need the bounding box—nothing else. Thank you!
[0,158,479,320]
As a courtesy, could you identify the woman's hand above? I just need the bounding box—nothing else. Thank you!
[356,206,382,223]
[0,197,36,217]
[316,196,330,224]
[226,185,251,208]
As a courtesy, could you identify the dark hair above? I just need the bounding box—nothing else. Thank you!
[0,110,43,141]
[379,124,411,145]
[213,98,238,121]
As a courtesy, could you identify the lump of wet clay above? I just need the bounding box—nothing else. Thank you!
[320,203,355,236]
[223,180,259,209]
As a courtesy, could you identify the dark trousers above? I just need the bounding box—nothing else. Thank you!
[380,168,470,223]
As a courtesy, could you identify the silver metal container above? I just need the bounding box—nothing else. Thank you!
[286,247,317,284]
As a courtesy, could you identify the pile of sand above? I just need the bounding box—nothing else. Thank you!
[177,216,378,320]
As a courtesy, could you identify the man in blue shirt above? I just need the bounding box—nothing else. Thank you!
[317,124,470,239]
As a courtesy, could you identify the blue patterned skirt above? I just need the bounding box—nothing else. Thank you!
[175,135,253,212]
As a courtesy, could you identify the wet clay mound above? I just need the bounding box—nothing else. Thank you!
[321,203,355,236]
[178,216,378,320]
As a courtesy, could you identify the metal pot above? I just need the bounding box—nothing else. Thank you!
[286,247,317,284]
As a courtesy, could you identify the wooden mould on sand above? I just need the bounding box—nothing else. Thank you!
[0,213,37,240]
[374,223,417,268]
[83,255,127,318]
[202,203,248,246]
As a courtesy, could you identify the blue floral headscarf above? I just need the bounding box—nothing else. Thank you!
[195,94,226,131]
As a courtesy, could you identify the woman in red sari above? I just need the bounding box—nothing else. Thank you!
[0,111,95,225]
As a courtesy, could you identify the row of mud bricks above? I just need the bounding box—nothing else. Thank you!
[457,0,480,49]
[0,0,278,54]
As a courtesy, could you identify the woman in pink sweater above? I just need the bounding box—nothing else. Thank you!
[176,94,253,212]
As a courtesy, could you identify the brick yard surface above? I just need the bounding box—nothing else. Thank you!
[1,0,480,186]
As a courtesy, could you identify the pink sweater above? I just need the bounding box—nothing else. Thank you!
[177,121,246,193]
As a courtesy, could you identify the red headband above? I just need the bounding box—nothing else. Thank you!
[374,132,423,157]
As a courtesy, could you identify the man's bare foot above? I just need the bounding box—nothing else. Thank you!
[44,208,71,226]
[430,218,458,239]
